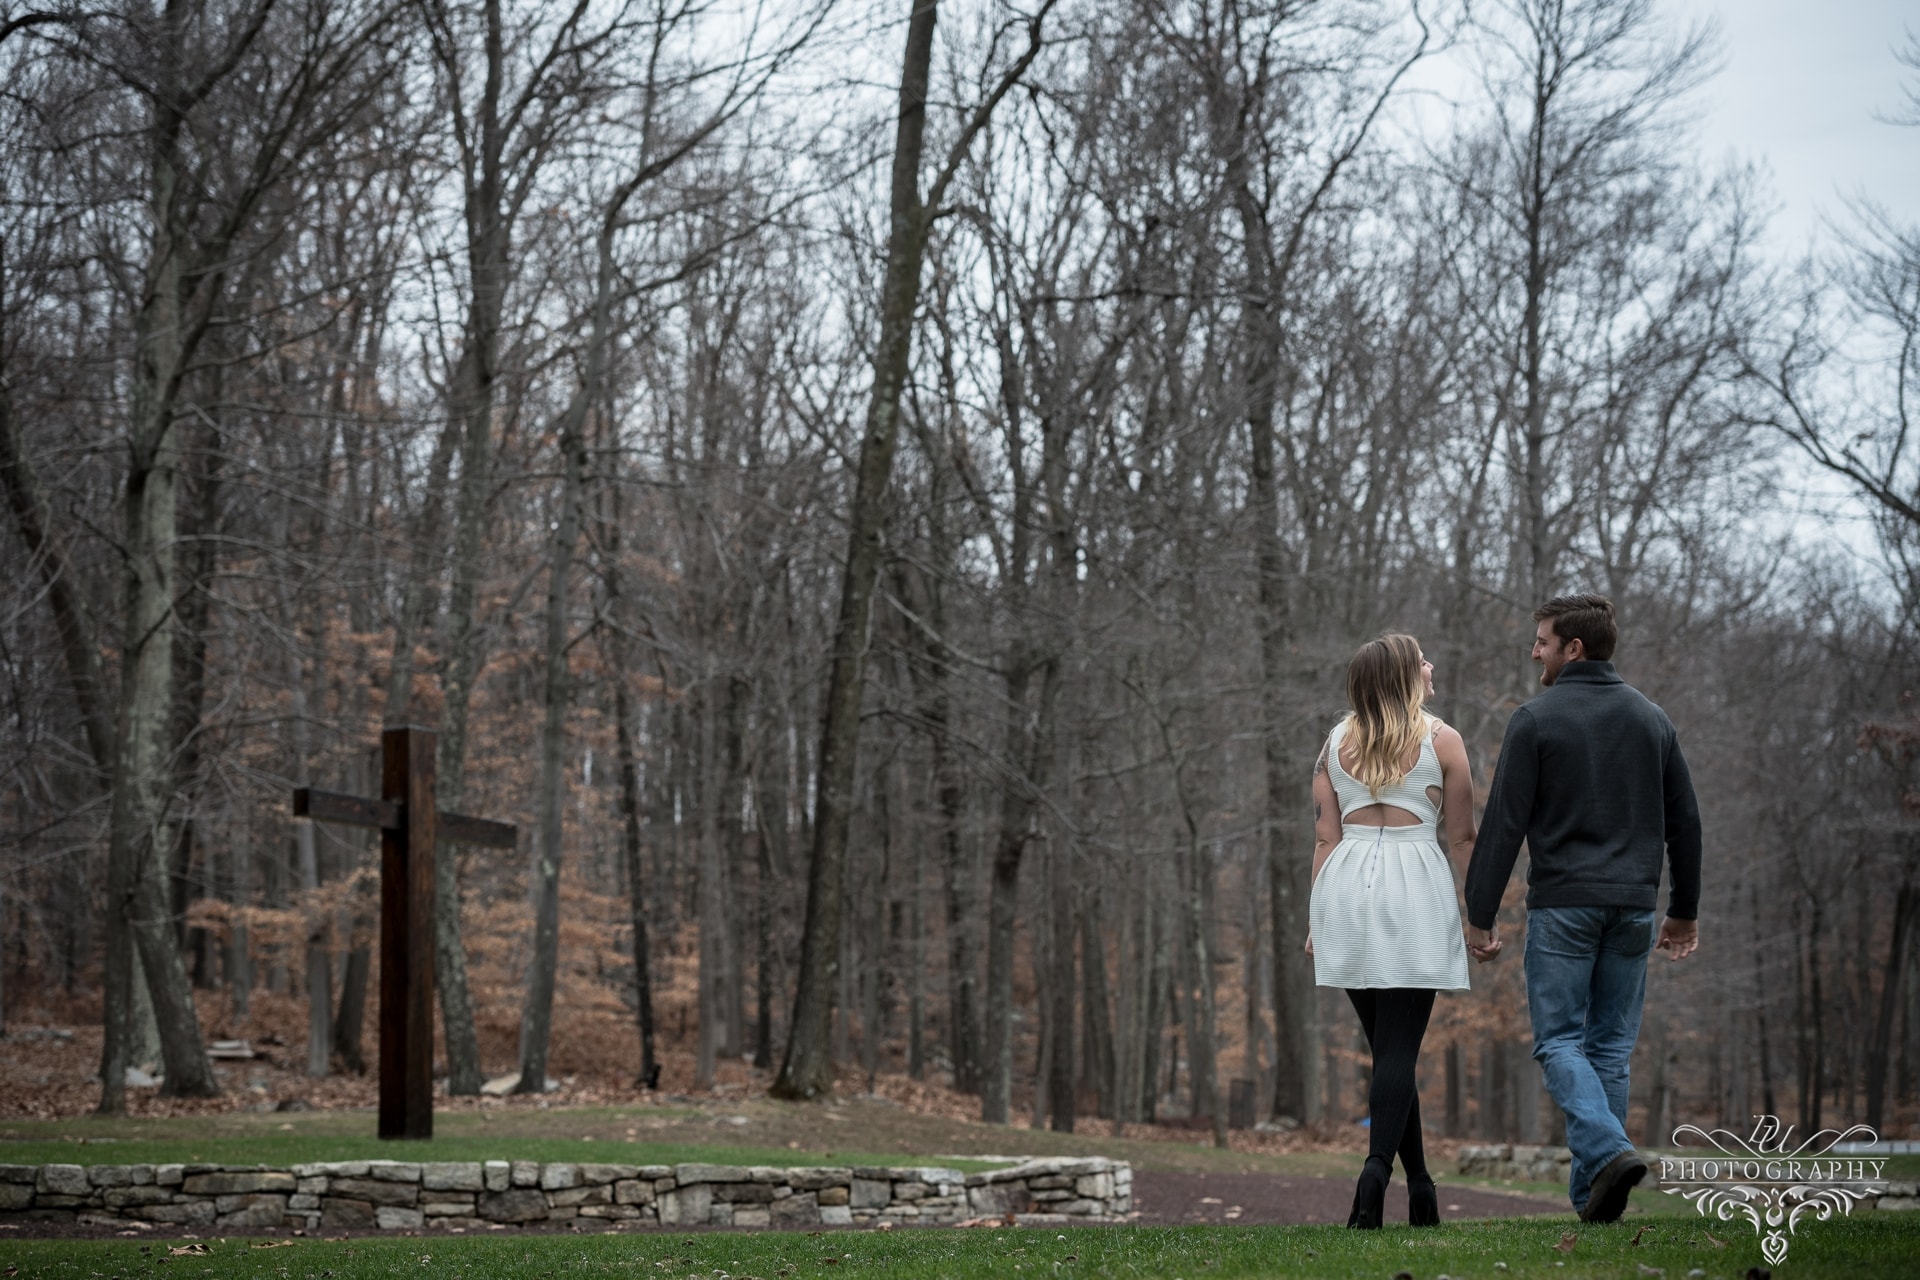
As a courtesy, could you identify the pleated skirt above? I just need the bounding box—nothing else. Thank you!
[1310,823,1471,991]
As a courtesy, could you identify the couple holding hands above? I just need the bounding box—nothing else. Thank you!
[1305,594,1703,1228]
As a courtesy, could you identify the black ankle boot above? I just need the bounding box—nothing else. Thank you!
[1347,1157,1389,1229]
[1408,1174,1440,1226]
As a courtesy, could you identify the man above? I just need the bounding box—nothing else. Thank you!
[1463,594,1702,1224]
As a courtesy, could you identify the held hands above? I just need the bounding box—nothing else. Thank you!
[1656,916,1699,961]
[1465,922,1502,963]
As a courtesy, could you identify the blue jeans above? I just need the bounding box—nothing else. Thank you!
[1524,906,1655,1212]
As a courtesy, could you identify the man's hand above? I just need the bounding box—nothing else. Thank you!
[1304,931,1314,958]
[1465,922,1502,963]
[1656,916,1699,961]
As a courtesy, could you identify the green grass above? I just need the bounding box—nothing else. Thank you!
[0,1108,1015,1173]
[0,1101,1414,1180]
[3,1217,1917,1279]
[0,1133,1011,1173]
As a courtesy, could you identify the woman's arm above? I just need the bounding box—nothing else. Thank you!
[1310,741,1342,884]
[1432,721,1477,871]
[1306,740,1341,957]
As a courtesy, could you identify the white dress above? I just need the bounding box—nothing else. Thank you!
[1309,718,1471,991]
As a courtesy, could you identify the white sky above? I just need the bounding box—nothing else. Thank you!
[1667,0,1914,570]
[1674,0,1916,255]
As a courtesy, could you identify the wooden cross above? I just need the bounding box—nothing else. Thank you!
[291,726,516,1139]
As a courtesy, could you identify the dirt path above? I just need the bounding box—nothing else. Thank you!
[1130,1170,1567,1226]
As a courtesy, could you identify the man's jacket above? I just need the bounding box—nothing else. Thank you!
[1464,660,1702,929]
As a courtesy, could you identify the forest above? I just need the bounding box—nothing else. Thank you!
[1,0,1917,1150]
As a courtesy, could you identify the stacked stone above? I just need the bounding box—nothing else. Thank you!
[0,1156,1132,1232]
[1877,1181,1917,1211]
[961,1158,1130,1225]
[1456,1143,1577,1182]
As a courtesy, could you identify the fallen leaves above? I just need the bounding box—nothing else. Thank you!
[1553,1231,1578,1254]
[167,1243,209,1257]
[1704,1230,1728,1248]
[1630,1225,1651,1246]
[250,1240,295,1250]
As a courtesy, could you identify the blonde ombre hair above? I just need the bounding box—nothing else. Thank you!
[1341,633,1432,797]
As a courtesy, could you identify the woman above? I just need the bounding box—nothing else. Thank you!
[1305,634,1475,1228]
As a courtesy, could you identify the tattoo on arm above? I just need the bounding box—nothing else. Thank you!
[1314,744,1329,777]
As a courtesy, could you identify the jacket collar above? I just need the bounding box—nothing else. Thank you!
[1553,659,1622,685]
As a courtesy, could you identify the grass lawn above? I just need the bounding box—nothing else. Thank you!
[0,1104,1355,1179]
[0,1131,1011,1174]
[3,1217,1917,1279]
[0,1105,1027,1174]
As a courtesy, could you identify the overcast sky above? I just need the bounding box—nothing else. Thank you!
[1675,0,1915,256]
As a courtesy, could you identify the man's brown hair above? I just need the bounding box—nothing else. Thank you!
[1533,593,1617,662]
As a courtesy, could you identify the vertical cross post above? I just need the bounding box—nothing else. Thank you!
[380,726,436,1140]
[294,729,510,1141]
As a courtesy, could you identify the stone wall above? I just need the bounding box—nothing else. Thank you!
[1456,1143,1575,1183]
[1456,1144,1914,1212]
[0,1157,1131,1233]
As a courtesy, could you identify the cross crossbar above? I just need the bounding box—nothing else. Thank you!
[290,726,516,1141]
[293,787,517,847]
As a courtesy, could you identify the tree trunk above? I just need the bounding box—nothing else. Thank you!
[228,829,252,1023]
[907,806,925,1081]
[982,630,1062,1124]
[516,389,589,1092]
[103,115,217,1103]
[1751,881,1777,1116]
[1643,1022,1671,1145]
[1445,1040,1463,1136]
[695,677,725,1091]
[431,0,523,1098]
[615,679,659,1090]
[1866,879,1915,1128]
[1141,885,1171,1122]
[1048,840,1076,1132]
[1478,1040,1499,1140]
[900,538,980,1093]
[721,675,750,1060]
[167,406,221,968]
[772,0,938,1103]
[1243,856,1264,1108]
[0,238,114,775]
[126,946,163,1074]
[283,581,332,1081]
[1517,1039,1542,1143]
[1185,839,1226,1149]
[299,822,332,1079]
[333,887,373,1075]
[751,743,788,1073]
[1080,890,1115,1120]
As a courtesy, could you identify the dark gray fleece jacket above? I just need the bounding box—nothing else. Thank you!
[1464,661,1702,929]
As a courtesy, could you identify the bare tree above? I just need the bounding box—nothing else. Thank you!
[775,0,1055,1103]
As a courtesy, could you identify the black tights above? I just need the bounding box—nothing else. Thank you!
[1346,987,1436,1181]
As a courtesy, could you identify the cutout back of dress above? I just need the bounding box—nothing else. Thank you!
[1328,717,1443,829]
